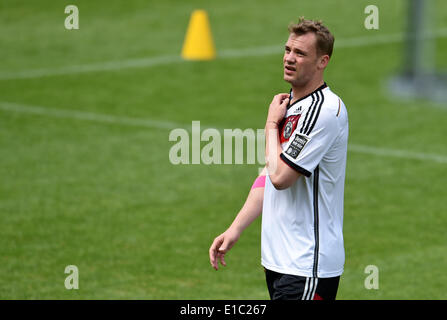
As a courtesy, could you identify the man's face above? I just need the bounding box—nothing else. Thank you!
[283,32,322,87]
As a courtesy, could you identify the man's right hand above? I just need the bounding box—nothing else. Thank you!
[209,227,241,270]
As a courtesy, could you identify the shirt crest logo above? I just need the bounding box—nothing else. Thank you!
[283,120,293,139]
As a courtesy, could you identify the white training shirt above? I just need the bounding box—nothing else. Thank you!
[261,83,349,278]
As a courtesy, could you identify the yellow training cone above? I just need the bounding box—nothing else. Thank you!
[181,10,216,60]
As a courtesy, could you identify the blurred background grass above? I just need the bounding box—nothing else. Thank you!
[0,0,446,299]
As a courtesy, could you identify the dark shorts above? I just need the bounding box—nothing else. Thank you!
[265,268,340,300]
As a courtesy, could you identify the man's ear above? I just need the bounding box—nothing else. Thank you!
[318,54,330,70]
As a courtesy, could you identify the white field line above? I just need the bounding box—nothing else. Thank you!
[347,144,447,164]
[1,100,447,164]
[0,55,182,81]
[2,29,447,80]
[0,101,179,130]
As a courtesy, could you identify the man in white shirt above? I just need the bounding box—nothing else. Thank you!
[209,18,348,300]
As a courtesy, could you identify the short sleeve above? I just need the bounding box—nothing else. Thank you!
[280,106,339,177]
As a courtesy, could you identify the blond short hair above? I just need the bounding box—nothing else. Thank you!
[288,17,335,57]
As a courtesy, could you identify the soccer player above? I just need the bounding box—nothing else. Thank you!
[209,18,349,300]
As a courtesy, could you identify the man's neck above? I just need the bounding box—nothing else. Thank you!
[291,79,325,104]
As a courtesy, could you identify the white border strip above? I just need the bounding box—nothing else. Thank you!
[1,101,446,164]
[1,29,447,80]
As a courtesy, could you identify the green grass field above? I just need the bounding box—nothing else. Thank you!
[1,0,446,299]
